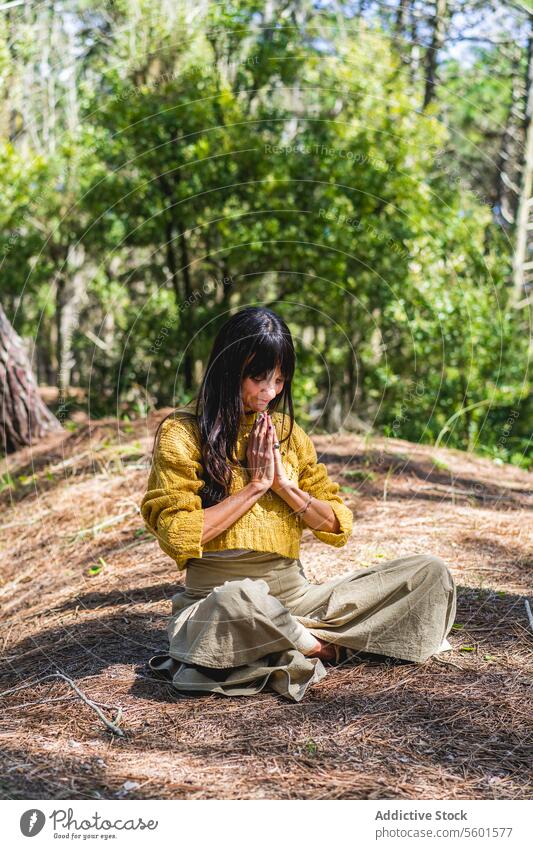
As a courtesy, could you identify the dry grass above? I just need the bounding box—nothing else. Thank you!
[0,409,532,800]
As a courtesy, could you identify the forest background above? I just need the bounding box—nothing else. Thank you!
[1,0,532,469]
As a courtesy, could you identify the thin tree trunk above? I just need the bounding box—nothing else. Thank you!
[408,6,421,85]
[165,219,182,306]
[177,222,194,390]
[392,0,412,64]
[344,297,357,416]
[55,275,66,394]
[423,0,448,110]
[493,43,526,229]
[55,245,88,391]
[512,20,533,308]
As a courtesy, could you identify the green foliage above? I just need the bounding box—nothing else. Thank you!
[0,1,531,466]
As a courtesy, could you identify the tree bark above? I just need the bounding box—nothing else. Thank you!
[512,19,533,308]
[177,221,194,390]
[0,303,63,454]
[423,0,448,110]
[493,42,526,229]
[392,0,413,65]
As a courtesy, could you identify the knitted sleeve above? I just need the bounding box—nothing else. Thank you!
[140,417,205,569]
[294,424,353,547]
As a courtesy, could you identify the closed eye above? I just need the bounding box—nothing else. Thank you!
[252,376,284,384]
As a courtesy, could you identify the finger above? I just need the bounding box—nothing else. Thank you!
[250,415,264,443]
[259,415,269,440]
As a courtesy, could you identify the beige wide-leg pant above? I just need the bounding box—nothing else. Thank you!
[148,550,457,702]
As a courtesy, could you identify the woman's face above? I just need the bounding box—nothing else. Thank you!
[241,365,285,413]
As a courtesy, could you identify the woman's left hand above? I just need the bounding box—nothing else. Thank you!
[267,413,292,495]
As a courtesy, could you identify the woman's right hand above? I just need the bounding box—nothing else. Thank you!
[246,412,274,490]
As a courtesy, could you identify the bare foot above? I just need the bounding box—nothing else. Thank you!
[305,637,337,662]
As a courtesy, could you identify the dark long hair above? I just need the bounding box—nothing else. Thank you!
[151,307,296,507]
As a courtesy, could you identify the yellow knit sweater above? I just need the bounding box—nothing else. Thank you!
[141,407,353,569]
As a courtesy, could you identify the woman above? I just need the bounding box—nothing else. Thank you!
[141,306,456,702]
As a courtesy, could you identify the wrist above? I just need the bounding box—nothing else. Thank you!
[271,479,298,498]
[248,479,271,495]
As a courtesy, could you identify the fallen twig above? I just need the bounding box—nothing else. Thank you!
[0,565,38,598]
[408,482,529,504]
[431,657,466,671]
[65,508,140,541]
[0,672,125,737]
[46,450,90,473]
[3,694,121,711]
[0,508,55,530]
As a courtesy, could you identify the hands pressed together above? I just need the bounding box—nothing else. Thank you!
[200,411,340,548]
[245,411,340,533]
[246,411,291,495]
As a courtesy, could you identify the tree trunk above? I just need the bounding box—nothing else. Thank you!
[344,297,357,414]
[54,244,87,392]
[423,0,448,110]
[177,221,194,391]
[408,7,421,86]
[512,20,533,308]
[392,0,413,65]
[0,303,63,454]
[493,42,526,230]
